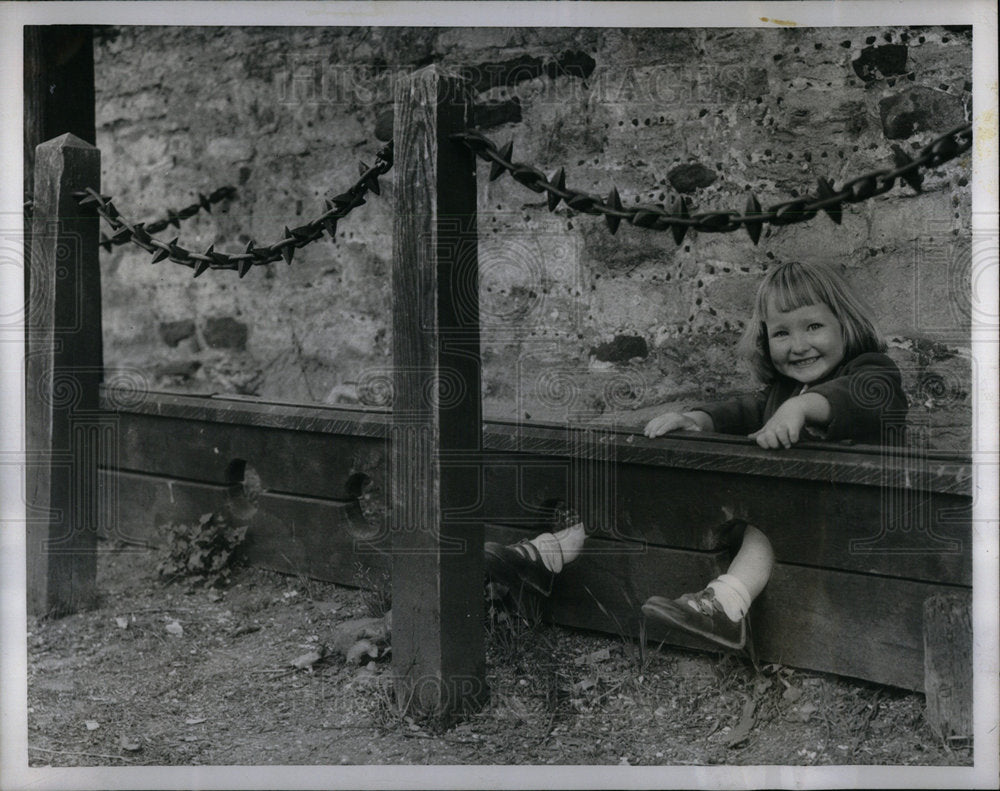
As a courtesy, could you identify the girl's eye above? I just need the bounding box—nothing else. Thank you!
[808,323,823,331]
[770,330,788,338]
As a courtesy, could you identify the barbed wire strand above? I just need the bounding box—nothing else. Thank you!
[450,123,972,245]
[72,142,393,278]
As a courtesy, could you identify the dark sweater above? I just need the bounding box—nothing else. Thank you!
[691,352,908,444]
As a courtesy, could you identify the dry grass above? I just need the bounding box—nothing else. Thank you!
[23,542,974,768]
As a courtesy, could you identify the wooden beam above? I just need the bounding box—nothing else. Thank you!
[923,591,972,739]
[23,26,96,358]
[390,66,485,717]
[101,396,973,583]
[26,134,103,617]
[99,391,972,496]
[23,27,96,198]
[109,411,388,501]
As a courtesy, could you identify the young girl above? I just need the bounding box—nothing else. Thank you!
[486,261,907,651]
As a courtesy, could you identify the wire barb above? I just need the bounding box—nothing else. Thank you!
[78,140,393,279]
[451,124,972,243]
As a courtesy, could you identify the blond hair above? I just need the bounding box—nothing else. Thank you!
[738,261,886,384]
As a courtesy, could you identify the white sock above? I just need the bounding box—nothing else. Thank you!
[526,521,586,573]
[706,573,753,621]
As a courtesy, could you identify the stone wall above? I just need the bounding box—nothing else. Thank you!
[95,26,973,449]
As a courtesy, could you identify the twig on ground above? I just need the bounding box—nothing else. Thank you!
[849,689,883,756]
[28,745,136,763]
[126,606,199,613]
[589,679,628,707]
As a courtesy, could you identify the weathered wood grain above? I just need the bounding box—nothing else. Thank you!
[750,565,970,691]
[390,66,485,715]
[100,399,972,584]
[474,458,971,584]
[24,26,96,347]
[100,470,389,586]
[104,469,968,690]
[484,524,729,652]
[26,134,102,617]
[98,388,391,437]
[97,469,229,545]
[109,411,388,501]
[483,421,973,496]
[923,591,973,739]
[100,391,972,497]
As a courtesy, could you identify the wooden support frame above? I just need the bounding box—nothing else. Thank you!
[390,66,486,716]
[26,134,104,617]
[98,391,974,692]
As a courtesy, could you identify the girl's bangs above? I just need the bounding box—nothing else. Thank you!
[761,266,832,316]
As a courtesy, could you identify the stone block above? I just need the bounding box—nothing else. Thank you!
[852,44,909,82]
[879,87,966,139]
[159,319,196,347]
[203,317,248,350]
[590,334,649,363]
[668,163,717,193]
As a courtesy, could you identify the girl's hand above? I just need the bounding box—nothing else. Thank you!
[749,399,807,449]
[644,411,707,438]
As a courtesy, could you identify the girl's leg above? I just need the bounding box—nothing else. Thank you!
[524,520,587,573]
[706,524,774,621]
[642,523,773,650]
[484,503,586,596]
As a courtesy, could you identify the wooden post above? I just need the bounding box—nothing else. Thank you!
[391,66,485,717]
[26,134,103,617]
[923,591,972,741]
[24,26,96,353]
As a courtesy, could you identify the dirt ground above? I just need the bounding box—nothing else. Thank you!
[25,542,972,769]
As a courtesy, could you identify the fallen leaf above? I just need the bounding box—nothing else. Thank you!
[115,617,129,630]
[119,734,141,751]
[330,617,389,657]
[574,648,610,666]
[782,685,803,703]
[346,639,378,665]
[788,702,817,723]
[506,695,530,723]
[726,697,757,747]
[185,717,207,725]
[85,720,100,731]
[290,646,326,670]
[165,621,184,637]
[572,677,597,694]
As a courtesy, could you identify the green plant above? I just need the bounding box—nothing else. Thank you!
[156,512,248,587]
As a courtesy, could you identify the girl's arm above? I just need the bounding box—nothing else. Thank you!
[688,392,768,435]
[804,353,908,442]
[643,410,714,437]
[752,354,907,448]
[750,392,830,449]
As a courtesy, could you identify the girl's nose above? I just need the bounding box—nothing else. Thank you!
[790,333,810,354]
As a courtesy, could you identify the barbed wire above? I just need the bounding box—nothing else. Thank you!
[451,123,972,245]
[98,187,237,252]
[25,187,234,231]
[72,142,393,278]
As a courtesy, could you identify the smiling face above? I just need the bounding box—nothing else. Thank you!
[765,299,846,384]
